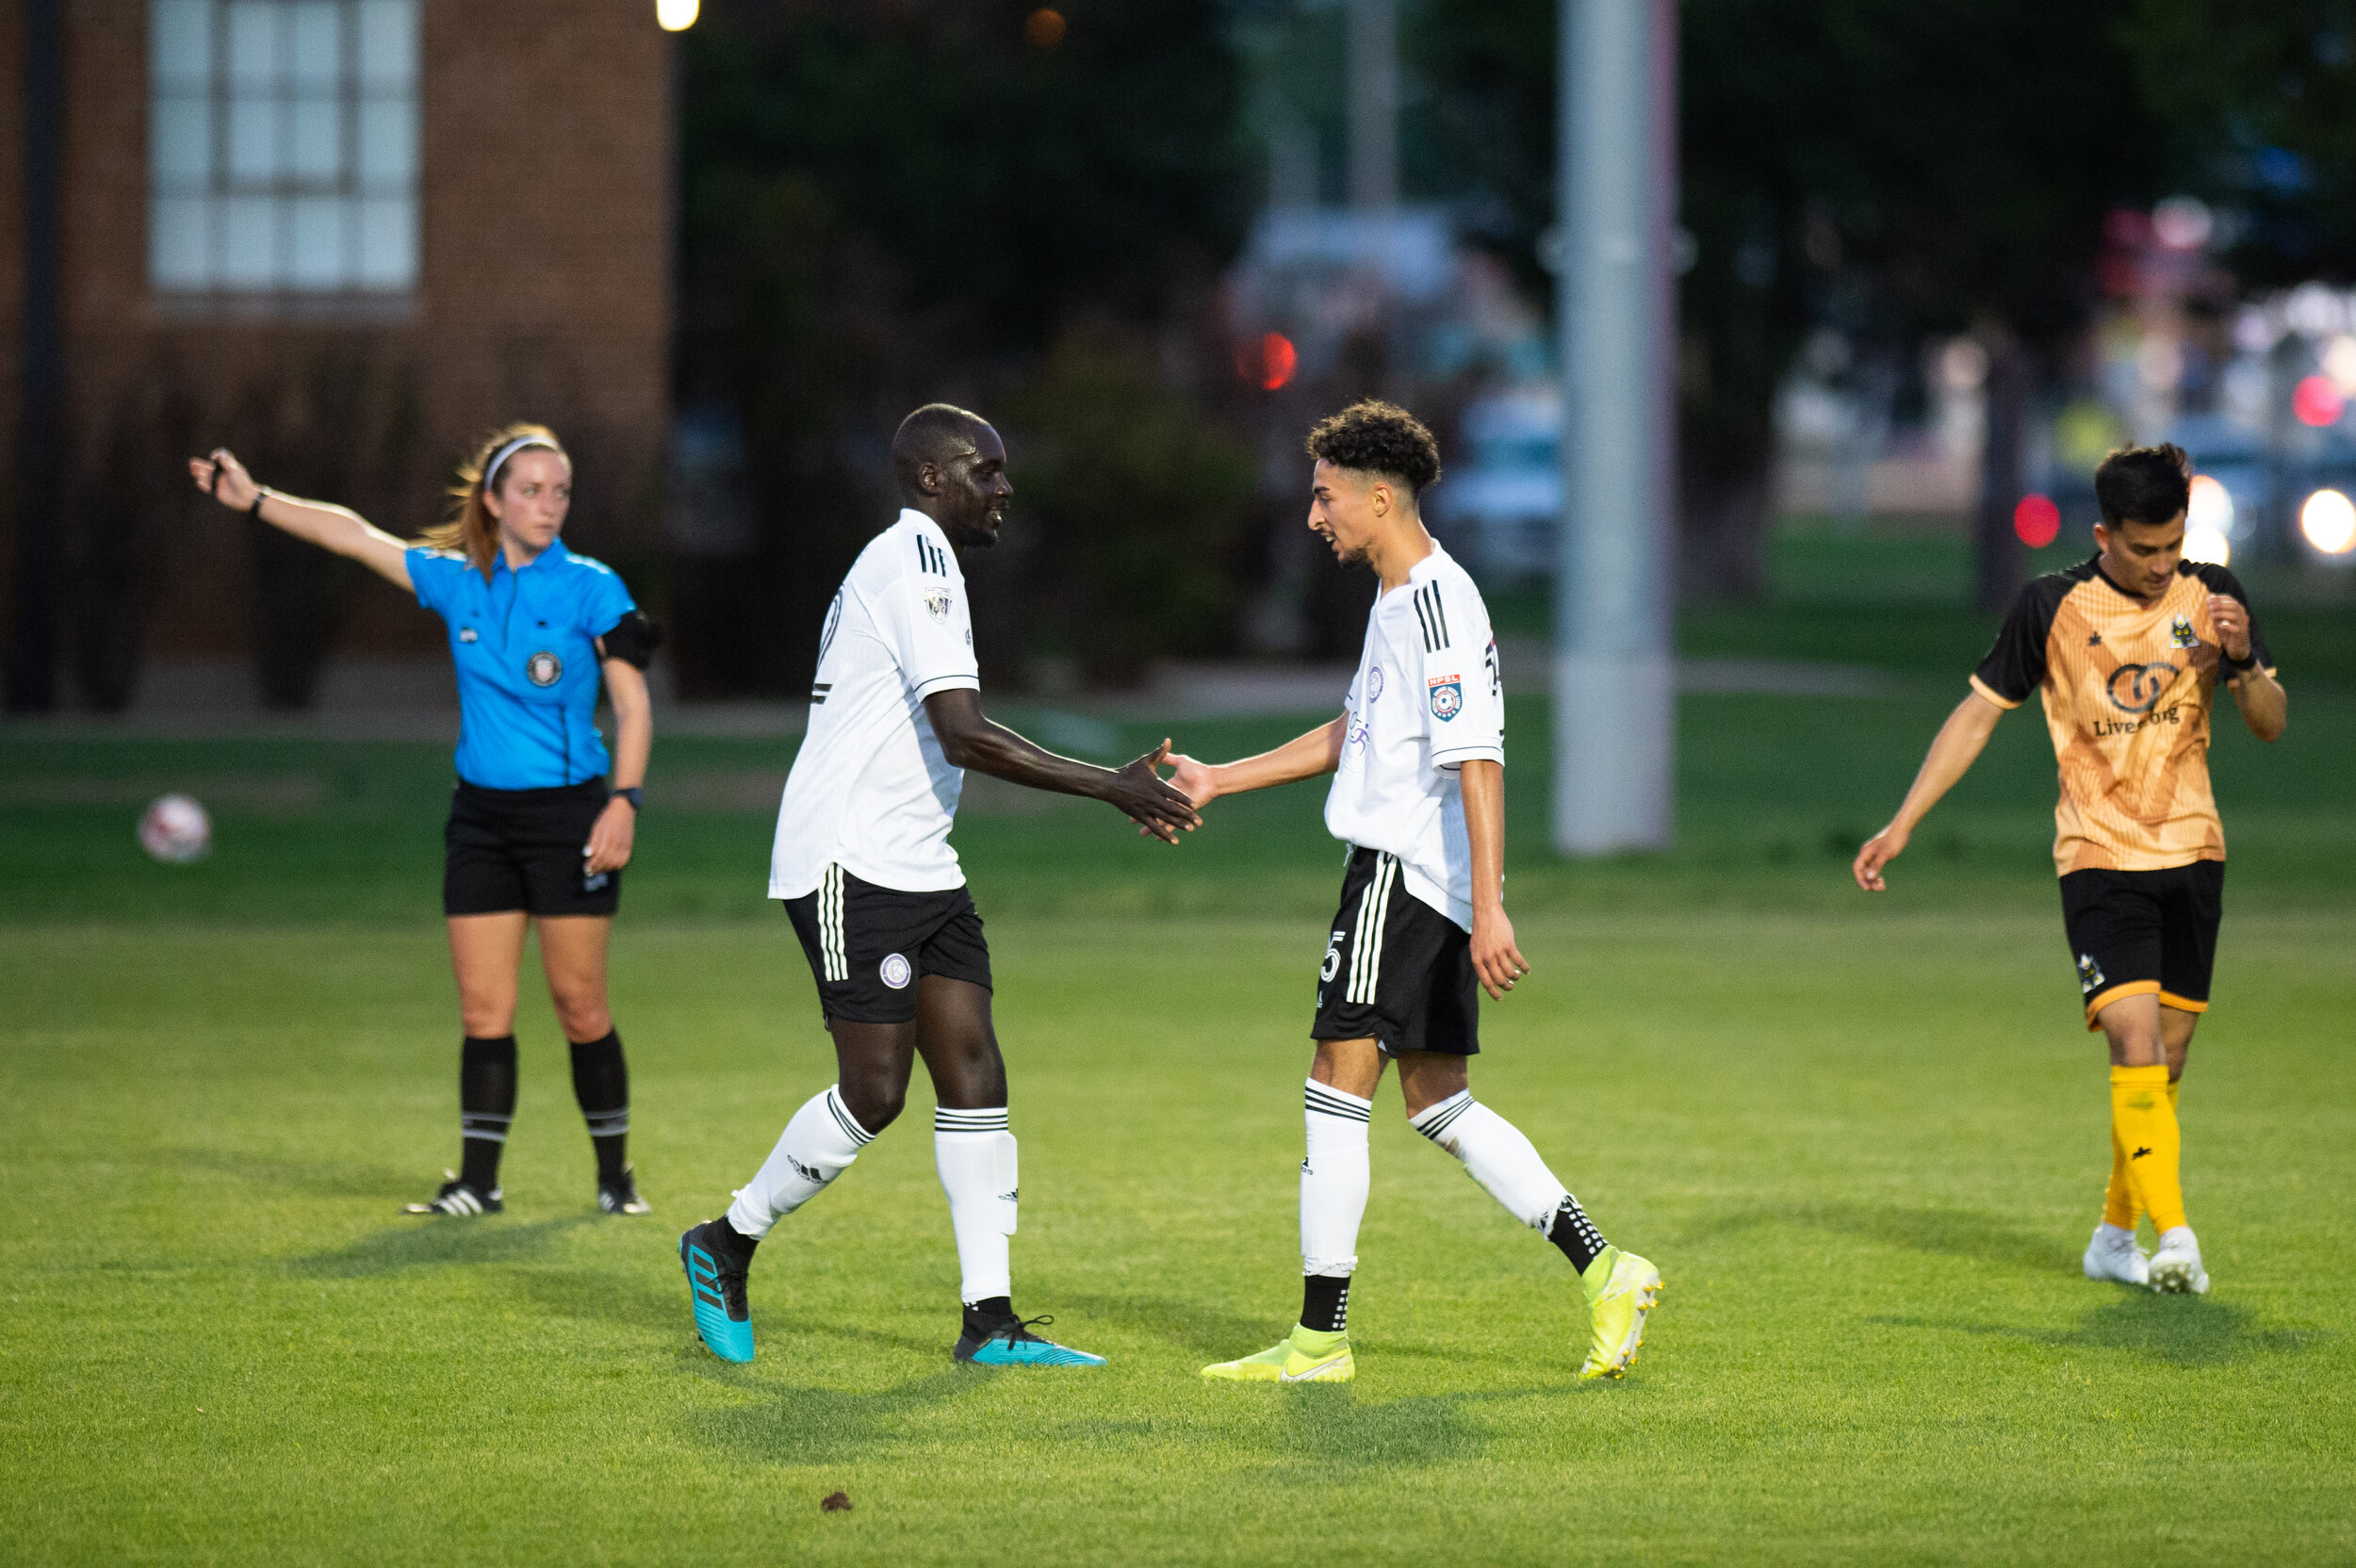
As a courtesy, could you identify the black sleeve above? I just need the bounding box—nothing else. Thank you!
[597,610,663,670]
[1971,577,2066,707]
[2189,563,2273,672]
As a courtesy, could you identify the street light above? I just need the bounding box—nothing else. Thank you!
[657,0,698,31]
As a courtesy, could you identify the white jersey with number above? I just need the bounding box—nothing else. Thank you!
[769,509,981,898]
[1324,543,1505,930]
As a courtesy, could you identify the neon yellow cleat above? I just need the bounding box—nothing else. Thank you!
[1201,1324,1355,1383]
[1578,1246,1662,1380]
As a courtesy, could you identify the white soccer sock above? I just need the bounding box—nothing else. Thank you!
[935,1106,1016,1305]
[1301,1079,1373,1278]
[1410,1090,1567,1232]
[726,1085,874,1240]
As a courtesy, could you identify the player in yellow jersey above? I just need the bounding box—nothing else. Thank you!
[1853,444,2285,1295]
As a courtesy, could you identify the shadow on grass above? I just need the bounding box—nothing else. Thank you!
[1866,1294,2329,1367]
[512,1260,684,1333]
[1055,1294,1290,1363]
[172,1144,417,1202]
[287,1215,592,1277]
[1692,1200,2062,1273]
[683,1367,974,1463]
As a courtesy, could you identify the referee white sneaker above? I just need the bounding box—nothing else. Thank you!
[2148,1227,2210,1295]
[2082,1222,2149,1286]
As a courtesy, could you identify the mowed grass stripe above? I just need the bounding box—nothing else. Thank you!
[1,913,2349,1565]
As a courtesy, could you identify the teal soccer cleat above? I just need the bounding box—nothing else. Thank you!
[954,1313,1105,1367]
[679,1221,754,1364]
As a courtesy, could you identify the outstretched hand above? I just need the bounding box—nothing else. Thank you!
[188,449,260,511]
[1106,740,1202,845]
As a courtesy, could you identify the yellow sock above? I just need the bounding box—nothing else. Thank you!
[2110,1064,2185,1233]
[2102,1125,2140,1230]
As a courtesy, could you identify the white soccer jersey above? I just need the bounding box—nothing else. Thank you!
[768,509,981,899]
[1324,543,1505,930]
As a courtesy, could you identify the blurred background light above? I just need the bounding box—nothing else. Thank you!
[656,0,697,31]
[2013,493,2060,547]
[2325,334,2356,397]
[2291,374,2345,428]
[1256,331,1297,391]
[2183,524,2230,565]
[2300,488,2356,554]
[1024,8,1067,48]
[2151,195,2213,251]
[2186,473,2234,535]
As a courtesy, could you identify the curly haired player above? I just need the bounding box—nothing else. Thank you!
[1171,401,1661,1384]
[1855,444,2286,1295]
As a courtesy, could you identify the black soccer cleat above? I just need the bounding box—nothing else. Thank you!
[403,1169,502,1217]
[597,1164,652,1216]
[954,1311,1105,1367]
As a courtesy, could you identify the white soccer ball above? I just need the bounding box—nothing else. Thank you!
[139,793,212,864]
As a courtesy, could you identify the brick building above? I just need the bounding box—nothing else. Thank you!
[0,0,674,710]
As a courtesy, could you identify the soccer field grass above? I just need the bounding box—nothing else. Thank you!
[4,681,2353,1564]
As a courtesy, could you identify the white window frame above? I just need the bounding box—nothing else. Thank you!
[149,0,419,304]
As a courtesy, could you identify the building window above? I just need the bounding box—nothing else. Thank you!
[149,0,419,296]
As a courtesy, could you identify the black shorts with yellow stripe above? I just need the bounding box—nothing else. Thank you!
[2060,859,2223,1030]
[1310,847,1481,1056]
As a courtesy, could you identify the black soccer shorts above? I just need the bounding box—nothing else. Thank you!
[1310,846,1481,1056]
[782,864,993,1025]
[2059,858,2224,1029]
[444,780,621,917]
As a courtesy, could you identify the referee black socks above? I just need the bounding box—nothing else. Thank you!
[569,1029,631,1184]
[458,1035,517,1193]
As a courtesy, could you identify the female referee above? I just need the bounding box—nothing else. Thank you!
[188,425,661,1219]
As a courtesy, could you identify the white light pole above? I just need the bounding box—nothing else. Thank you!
[1553,0,1677,854]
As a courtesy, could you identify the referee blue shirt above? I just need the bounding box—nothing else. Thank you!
[409,539,638,790]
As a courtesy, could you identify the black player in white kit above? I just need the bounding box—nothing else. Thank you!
[1175,401,1662,1384]
[679,404,1200,1366]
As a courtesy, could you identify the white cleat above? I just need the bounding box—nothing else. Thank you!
[2148,1226,2210,1295]
[2083,1222,2150,1286]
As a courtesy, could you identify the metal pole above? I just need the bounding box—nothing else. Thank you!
[6,0,63,711]
[1553,0,1676,852]
[1346,0,1398,213]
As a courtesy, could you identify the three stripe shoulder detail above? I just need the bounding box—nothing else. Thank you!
[1411,582,1451,652]
[914,535,952,577]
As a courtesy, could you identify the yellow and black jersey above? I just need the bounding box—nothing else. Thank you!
[1971,557,2275,877]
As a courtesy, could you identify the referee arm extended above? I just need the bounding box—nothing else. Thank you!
[190,449,414,593]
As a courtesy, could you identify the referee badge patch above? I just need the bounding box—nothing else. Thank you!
[879,953,913,989]
[1428,676,1463,721]
[525,651,563,687]
[924,589,953,624]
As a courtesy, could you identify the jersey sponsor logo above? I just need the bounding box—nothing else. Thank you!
[879,952,913,989]
[2077,953,2105,994]
[2169,614,2199,650]
[924,588,953,624]
[2106,662,2177,714]
[1428,676,1463,720]
[458,628,477,643]
[526,651,563,687]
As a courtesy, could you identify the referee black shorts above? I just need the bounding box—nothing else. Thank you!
[2060,858,2224,1029]
[782,864,992,1025]
[1311,846,1480,1056]
[444,779,620,918]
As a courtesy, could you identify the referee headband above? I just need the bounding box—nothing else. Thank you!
[483,435,560,493]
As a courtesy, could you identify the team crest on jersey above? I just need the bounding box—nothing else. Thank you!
[1366,666,1383,701]
[2169,614,2199,649]
[879,953,913,989]
[924,588,953,624]
[1428,676,1463,721]
[525,651,562,687]
[2077,953,2105,995]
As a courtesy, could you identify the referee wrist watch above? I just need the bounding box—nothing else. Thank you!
[614,787,643,810]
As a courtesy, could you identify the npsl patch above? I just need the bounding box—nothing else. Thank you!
[1427,676,1463,721]
[2169,614,2199,650]
[525,650,563,687]
[924,588,953,624]
[2077,953,2106,995]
